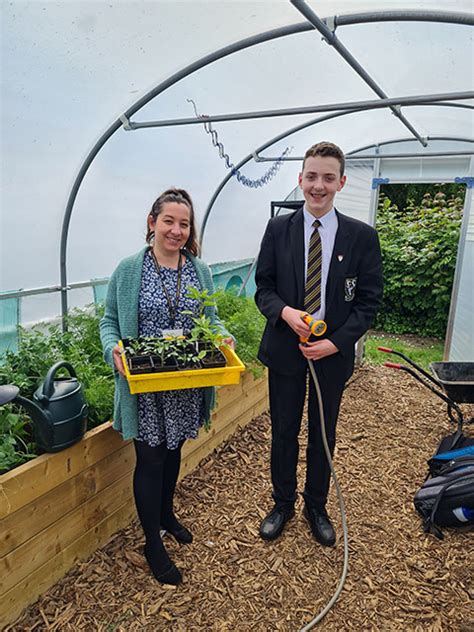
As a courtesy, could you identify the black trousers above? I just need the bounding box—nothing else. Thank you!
[268,361,346,510]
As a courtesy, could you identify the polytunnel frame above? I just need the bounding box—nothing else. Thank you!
[58,6,474,330]
[203,127,473,279]
[200,111,474,239]
[202,127,473,361]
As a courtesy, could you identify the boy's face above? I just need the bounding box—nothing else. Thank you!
[298,155,346,217]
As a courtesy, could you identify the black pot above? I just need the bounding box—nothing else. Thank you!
[150,356,178,373]
[128,355,154,375]
[201,348,227,369]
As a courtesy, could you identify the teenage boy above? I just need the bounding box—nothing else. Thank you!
[255,141,383,546]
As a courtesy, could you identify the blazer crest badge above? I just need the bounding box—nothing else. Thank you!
[344,277,357,302]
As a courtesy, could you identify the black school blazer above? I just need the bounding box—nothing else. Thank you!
[255,208,383,380]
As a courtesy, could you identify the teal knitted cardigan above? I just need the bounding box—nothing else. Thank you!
[99,246,231,440]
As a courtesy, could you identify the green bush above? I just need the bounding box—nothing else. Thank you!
[375,191,463,338]
[215,289,265,377]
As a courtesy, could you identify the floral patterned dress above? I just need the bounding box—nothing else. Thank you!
[136,250,204,449]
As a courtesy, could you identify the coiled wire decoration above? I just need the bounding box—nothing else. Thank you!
[187,99,291,188]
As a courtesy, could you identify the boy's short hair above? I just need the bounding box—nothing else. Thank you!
[303,142,345,177]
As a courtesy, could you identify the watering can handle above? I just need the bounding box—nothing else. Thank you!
[41,361,78,400]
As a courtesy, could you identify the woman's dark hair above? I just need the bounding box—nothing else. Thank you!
[146,188,200,256]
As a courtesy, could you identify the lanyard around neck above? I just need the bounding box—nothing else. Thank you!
[151,249,183,327]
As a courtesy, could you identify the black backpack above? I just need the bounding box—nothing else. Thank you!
[414,439,474,539]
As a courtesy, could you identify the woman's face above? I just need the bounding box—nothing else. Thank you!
[148,202,191,256]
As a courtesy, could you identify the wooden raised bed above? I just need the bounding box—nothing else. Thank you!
[0,370,268,628]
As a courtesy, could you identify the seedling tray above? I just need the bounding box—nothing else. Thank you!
[119,341,245,394]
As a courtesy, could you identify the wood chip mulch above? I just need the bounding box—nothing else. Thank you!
[7,365,474,631]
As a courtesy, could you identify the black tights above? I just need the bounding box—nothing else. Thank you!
[133,439,184,547]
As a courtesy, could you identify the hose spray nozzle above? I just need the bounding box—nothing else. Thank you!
[300,313,327,344]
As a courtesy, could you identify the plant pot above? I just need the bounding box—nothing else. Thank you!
[201,348,227,369]
[128,356,154,375]
[177,359,203,371]
[150,356,178,373]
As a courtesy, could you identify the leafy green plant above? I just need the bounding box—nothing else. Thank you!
[214,289,265,377]
[184,287,225,350]
[173,337,207,368]
[0,406,37,473]
[375,190,463,338]
[379,182,464,212]
[127,336,170,358]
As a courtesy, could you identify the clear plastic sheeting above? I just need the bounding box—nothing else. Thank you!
[1,1,473,358]
[0,294,20,356]
[323,160,374,226]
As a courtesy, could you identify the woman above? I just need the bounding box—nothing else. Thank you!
[100,188,233,586]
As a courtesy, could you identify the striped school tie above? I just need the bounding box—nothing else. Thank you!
[304,219,322,314]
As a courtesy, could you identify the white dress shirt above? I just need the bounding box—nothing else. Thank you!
[303,206,338,321]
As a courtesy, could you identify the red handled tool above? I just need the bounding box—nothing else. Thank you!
[378,345,465,442]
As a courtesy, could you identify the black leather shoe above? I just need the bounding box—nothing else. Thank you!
[259,506,295,540]
[161,522,193,544]
[303,506,336,547]
[144,544,182,585]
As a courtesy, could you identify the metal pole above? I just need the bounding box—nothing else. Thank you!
[290,0,428,145]
[254,149,474,162]
[331,10,473,28]
[347,132,474,156]
[125,92,473,130]
[1,279,109,301]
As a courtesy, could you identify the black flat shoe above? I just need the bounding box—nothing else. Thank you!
[143,544,182,585]
[303,505,336,547]
[259,505,295,540]
[161,522,193,544]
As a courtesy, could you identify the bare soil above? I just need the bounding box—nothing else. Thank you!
[7,365,474,631]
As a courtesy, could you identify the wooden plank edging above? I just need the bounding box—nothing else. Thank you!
[0,423,128,518]
[0,442,135,557]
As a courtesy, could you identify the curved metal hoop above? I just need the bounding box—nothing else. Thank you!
[59,10,474,325]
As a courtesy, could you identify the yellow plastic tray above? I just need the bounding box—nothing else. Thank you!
[119,341,245,394]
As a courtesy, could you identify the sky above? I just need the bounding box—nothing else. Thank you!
[1,0,473,322]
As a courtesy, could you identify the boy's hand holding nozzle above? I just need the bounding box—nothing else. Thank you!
[299,312,327,345]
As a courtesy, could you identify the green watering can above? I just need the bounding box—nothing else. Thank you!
[0,361,88,452]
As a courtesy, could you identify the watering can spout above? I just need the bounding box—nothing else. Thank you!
[14,393,51,425]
